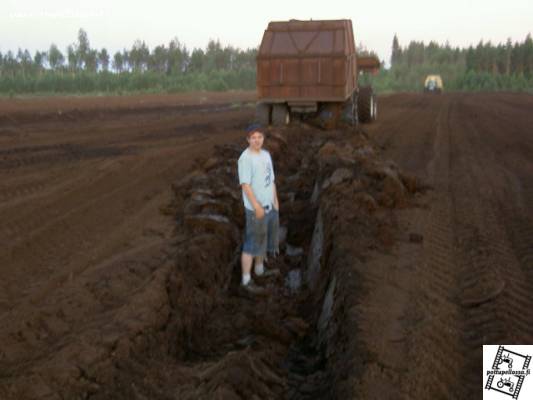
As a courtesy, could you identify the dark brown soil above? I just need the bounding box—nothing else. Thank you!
[0,91,531,400]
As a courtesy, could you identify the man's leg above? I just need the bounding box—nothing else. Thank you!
[241,252,253,285]
[242,209,269,284]
[241,209,258,286]
[255,210,280,277]
[254,256,264,275]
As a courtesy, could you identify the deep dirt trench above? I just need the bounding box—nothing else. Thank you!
[78,123,425,400]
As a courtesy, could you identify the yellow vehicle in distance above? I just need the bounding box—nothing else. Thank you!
[424,75,443,93]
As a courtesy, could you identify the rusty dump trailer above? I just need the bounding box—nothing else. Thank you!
[256,19,380,126]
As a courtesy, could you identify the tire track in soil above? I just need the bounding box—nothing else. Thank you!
[0,157,146,246]
[0,141,208,313]
[401,97,464,399]
[449,94,533,396]
[460,94,533,272]
[365,94,445,188]
[350,96,447,397]
[368,94,433,155]
[0,237,173,387]
[506,188,533,269]
[0,122,226,248]
[0,181,48,204]
[0,165,99,209]
[0,143,134,172]
[369,93,533,399]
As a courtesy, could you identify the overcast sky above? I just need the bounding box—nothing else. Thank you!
[2,0,532,65]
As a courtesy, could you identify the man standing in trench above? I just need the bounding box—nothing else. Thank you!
[238,124,280,294]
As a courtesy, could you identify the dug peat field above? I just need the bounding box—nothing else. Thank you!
[0,91,531,399]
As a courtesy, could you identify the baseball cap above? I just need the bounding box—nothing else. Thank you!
[245,123,264,136]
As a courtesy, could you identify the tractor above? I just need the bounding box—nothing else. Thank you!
[424,74,443,93]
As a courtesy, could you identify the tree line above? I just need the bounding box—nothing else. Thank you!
[363,34,533,92]
[1,28,532,95]
[0,29,257,94]
[391,34,533,76]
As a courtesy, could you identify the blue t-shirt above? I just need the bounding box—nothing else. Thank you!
[238,148,275,211]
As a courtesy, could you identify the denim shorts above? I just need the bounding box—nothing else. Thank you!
[242,208,279,257]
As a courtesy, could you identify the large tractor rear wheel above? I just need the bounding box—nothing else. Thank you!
[358,86,377,123]
[255,103,271,125]
[272,104,290,126]
[350,90,359,126]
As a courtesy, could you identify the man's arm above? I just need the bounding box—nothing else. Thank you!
[273,183,279,211]
[242,183,265,219]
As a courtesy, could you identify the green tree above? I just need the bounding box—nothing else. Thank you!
[77,28,90,69]
[205,39,223,71]
[167,37,187,74]
[129,40,150,72]
[48,44,64,71]
[67,45,77,72]
[85,49,98,73]
[33,51,46,74]
[113,51,124,73]
[512,42,523,75]
[391,34,401,66]
[149,45,167,73]
[234,48,257,70]
[98,48,110,71]
[524,33,533,78]
[505,38,512,75]
[189,48,204,72]
[2,51,16,77]
[17,48,33,78]
[122,49,130,72]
